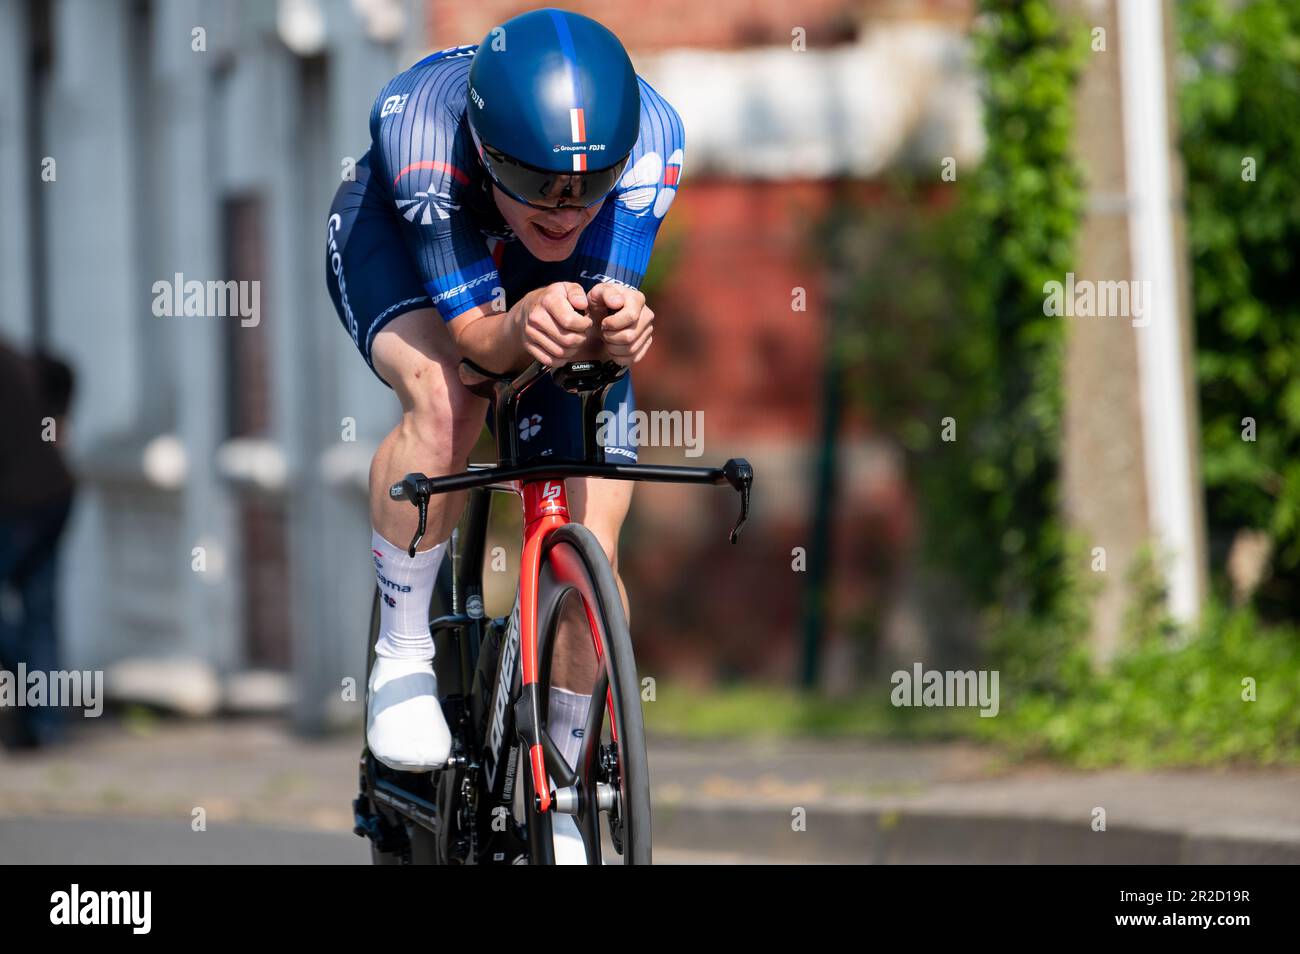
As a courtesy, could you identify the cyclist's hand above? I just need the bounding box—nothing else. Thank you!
[518,282,592,367]
[589,283,654,366]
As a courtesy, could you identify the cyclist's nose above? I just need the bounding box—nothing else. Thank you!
[536,207,587,230]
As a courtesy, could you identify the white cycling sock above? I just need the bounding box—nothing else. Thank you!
[371,530,446,660]
[548,687,593,767]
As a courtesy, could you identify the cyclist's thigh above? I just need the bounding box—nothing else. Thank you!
[371,307,464,410]
[325,151,434,384]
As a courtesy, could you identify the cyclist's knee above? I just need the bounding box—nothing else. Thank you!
[444,384,487,461]
[585,523,621,576]
[395,364,482,462]
[570,483,631,572]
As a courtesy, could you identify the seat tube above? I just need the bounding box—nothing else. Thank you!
[455,489,492,685]
[457,488,491,609]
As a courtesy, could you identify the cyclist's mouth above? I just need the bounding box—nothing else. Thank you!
[532,221,578,244]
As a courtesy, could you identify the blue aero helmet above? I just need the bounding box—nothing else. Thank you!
[467,8,641,210]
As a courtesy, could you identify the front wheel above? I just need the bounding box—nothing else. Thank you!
[523,523,652,865]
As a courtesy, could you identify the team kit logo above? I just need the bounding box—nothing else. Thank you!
[518,413,543,441]
[392,161,469,225]
[554,107,608,170]
[616,149,682,219]
[396,186,461,224]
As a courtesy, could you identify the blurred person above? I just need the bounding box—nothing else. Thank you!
[325,8,682,861]
[0,339,76,750]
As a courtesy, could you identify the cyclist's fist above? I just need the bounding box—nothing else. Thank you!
[589,283,654,366]
[518,282,592,367]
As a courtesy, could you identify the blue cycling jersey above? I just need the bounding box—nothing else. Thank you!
[365,44,684,323]
[324,44,684,464]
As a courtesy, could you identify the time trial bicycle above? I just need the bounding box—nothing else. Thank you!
[353,356,752,864]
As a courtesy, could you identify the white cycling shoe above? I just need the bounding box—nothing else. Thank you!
[366,656,451,772]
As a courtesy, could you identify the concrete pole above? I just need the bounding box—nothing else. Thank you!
[1116,0,1208,625]
[1058,0,1206,659]
[154,0,242,671]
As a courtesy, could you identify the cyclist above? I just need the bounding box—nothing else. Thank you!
[325,9,684,859]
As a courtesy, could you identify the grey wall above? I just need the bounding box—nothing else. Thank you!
[0,0,426,730]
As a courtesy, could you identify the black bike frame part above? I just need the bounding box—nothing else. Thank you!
[456,488,491,689]
[457,488,491,602]
[461,357,626,470]
[371,775,441,835]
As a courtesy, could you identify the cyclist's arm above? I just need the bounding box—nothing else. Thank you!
[563,80,683,368]
[447,282,593,372]
[368,58,514,348]
[571,78,684,282]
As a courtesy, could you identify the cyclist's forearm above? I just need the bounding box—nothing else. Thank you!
[447,304,529,373]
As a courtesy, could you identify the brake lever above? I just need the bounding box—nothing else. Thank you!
[389,473,431,557]
[721,458,753,544]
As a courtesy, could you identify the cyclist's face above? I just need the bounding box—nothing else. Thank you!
[492,186,605,262]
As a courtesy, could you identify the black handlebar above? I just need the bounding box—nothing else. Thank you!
[390,359,753,556]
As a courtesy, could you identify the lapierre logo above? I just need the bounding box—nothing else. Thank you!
[50,884,151,934]
[485,597,521,787]
[578,270,630,288]
[430,272,496,305]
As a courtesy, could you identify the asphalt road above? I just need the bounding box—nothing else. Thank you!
[5,719,1299,863]
[0,816,782,865]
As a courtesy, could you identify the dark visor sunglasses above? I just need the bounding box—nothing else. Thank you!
[478,142,629,211]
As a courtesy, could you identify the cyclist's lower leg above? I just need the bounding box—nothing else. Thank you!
[365,312,486,771]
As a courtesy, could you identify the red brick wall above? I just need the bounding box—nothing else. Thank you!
[413,0,969,682]
[425,0,974,53]
[634,180,827,439]
[635,179,907,442]
[615,179,918,681]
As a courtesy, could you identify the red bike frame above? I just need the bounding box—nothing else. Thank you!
[514,477,612,814]
[518,478,565,813]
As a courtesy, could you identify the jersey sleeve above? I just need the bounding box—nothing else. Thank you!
[571,78,685,290]
[367,57,501,321]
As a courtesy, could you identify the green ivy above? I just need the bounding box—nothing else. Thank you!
[1178,0,1300,615]
[830,0,1086,629]
[975,602,1300,767]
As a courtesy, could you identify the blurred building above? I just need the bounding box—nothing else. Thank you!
[0,0,982,726]
[0,0,425,727]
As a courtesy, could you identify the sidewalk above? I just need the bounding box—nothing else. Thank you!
[2,716,1297,863]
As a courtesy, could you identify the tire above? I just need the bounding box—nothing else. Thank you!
[524,523,652,865]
